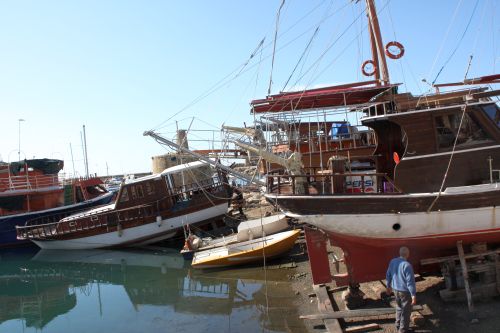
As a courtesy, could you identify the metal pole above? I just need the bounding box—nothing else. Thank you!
[18,119,25,161]
[83,125,89,177]
[69,142,76,177]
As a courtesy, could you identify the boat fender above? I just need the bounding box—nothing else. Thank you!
[156,216,162,227]
[361,60,376,76]
[117,223,123,237]
[385,41,405,59]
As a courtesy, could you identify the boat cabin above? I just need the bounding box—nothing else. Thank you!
[362,89,500,193]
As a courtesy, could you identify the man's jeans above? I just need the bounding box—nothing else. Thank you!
[395,290,412,333]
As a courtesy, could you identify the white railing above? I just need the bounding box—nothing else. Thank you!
[0,174,60,192]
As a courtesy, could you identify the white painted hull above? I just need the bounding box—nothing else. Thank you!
[33,203,228,250]
[286,205,500,240]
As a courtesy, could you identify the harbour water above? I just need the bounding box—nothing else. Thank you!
[0,246,308,333]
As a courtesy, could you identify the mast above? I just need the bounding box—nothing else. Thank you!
[82,125,89,177]
[144,131,266,186]
[365,0,390,85]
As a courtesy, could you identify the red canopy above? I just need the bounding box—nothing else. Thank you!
[250,81,398,113]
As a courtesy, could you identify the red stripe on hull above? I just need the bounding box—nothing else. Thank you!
[328,229,500,286]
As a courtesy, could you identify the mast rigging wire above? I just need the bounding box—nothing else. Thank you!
[268,0,286,95]
[431,0,480,85]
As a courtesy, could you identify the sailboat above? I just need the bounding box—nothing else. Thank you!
[250,0,500,290]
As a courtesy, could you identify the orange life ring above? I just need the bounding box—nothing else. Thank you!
[361,60,377,76]
[385,41,405,59]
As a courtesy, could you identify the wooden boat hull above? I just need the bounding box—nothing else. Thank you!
[191,229,301,269]
[30,203,229,250]
[268,184,500,285]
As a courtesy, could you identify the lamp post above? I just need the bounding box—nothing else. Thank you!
[18,119,25,161]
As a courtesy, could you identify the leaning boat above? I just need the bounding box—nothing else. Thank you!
[191,229,301,269]
[16,161,231,249]
[0,158,114,247]
[181,213,289,259]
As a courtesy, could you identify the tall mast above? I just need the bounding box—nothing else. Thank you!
[365,0,390,85]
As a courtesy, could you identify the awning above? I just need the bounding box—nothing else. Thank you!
[250,81,398,113]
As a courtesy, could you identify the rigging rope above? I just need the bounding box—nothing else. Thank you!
[431,0,480,85]
[426,100,470,213]
[268,0,286,95]
[282,27,320,92]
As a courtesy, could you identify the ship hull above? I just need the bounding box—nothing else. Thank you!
[267,183,500,285]
[32,203,228,250]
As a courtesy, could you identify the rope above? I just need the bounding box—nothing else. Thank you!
[268,0,286,95]
[281,27,320,92]
[427,101,470,213]
[431,0,480,85]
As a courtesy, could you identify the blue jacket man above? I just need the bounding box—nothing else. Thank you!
[386,246,416,333]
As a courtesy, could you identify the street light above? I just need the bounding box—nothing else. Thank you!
[18,119,25,161]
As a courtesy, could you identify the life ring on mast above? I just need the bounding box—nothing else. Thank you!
[361,60,377,76]
[385,41,405,59]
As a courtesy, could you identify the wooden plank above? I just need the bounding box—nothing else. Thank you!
[305,228,333,285]
[496,254,500,294]
[344,323,380,332]
[301,305,424,320]
[313,284,343,333]
[421,248,500,265]
[457,241,474,313]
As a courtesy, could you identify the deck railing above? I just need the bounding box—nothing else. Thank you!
[0,173,103,193]
[0,174,60,192]
[17,201,160,240]
[267,172,402,195]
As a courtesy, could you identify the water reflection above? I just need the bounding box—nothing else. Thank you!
[0,247,306,333]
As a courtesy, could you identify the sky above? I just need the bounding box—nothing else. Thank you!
[0,0,498,176]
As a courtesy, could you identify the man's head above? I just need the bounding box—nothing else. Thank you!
[399,246,410,259]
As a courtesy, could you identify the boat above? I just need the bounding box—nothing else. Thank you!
[0,158,114,247]
[191,229,301,269]
[223,118,377,173]
[248,0,500,291]
[181,213,289,259]
[16,161,231,249]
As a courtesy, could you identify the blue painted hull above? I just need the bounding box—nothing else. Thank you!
[0,193,114,247]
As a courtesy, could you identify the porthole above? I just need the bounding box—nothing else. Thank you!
[392,223,401,231]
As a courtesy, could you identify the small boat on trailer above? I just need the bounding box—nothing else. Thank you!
[181,213,289,259]
[191,229,301,269]
[16,161,231,249]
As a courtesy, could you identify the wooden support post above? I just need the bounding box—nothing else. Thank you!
[496,253,500,294]
[313,284,343,333]
[457,241,474,313]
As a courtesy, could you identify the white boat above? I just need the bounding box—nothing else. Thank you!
[17,161,231,249]
[181,213,288,259]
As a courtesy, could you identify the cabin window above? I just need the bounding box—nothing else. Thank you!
[130,186,137,200]
[483,104,500,128]
[119,188,129,202]
[75,187,84,203]
[145,182,155,195]
[435,112,492,149]
[136,185,144,198]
